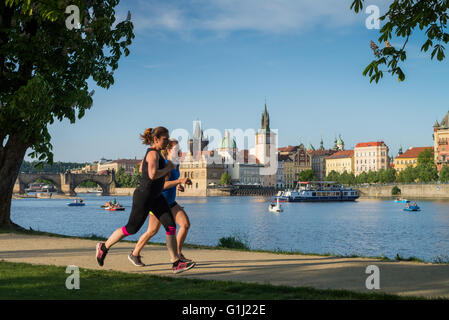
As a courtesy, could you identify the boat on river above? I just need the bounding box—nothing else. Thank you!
[394,198,410,203]
[404,202,420,212]
[67,199,85,207]
[67,202,86,207]
[403,206,420,212]
[275,181,359,202]
[269,198,283,213]
[105,206,125,211]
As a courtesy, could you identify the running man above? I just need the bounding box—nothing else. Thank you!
[128,139,193,267]
[96,127,195,274]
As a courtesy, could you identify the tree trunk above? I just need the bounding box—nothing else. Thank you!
[0,133,29,229]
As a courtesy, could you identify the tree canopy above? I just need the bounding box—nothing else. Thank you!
[0,0,134,227]
[351,0,449,82]
[0,0,134,165]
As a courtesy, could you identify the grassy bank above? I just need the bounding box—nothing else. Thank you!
[0,261,412,300]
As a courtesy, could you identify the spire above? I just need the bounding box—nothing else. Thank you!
[320,136,324,150]
[440,110,449,128]
[261,101,270,131]
[308,142,315,151]
[193,120,202,139]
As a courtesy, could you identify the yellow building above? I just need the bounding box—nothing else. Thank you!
[97,159,141,175]
[394,147,433,173]
[177,151,226,196]
[325,150,354,176]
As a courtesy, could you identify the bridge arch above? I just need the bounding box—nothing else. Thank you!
[14,172,116,196]
[15,173,63,194]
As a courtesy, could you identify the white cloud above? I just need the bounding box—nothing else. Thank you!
[127,0,391,36]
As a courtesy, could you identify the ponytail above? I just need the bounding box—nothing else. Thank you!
[140,126,169,146]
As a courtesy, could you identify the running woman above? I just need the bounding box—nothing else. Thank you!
[96,127,195,274]
[128,139,193,267]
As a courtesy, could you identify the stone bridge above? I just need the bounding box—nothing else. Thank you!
[14,171,116,196]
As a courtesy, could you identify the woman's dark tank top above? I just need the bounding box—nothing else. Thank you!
[138,148,166,197]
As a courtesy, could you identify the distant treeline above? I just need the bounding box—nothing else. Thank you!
[20,161,89,174]
[20,161,142,189]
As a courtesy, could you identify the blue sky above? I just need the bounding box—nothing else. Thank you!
[31,0,449,163]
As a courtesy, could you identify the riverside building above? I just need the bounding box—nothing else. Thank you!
[354,141,389,176]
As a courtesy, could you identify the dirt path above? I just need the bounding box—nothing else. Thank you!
[1,233,448,298]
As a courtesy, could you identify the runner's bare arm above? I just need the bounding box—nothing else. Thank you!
[146,151,173,180]
[163,176,189,190]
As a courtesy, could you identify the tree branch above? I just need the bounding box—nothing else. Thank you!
[401,35,409,51]
[0,2,14,84]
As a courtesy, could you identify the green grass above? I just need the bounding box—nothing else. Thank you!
[0,261,413,300]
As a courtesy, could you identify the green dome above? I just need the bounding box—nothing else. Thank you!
[337,134,344,145]
[219,131,236,149]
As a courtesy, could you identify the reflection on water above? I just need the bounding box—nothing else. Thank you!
[10,195,449,262]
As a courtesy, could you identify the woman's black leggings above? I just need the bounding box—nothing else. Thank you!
[122,189,176,236]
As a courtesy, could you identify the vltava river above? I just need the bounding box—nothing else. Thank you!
[10,194,449,262]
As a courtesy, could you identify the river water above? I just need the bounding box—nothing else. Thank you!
[10,194,449,262]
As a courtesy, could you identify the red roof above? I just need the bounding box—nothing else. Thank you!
[326,150,354,159]
[355,141,385,148]
[308,149,336,156]
[278,146,298,153]
[395,147,433,159]
[113,159,142,165]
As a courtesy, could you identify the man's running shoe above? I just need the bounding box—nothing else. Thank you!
[96,242,108,267]
[128,251,146,267]
[179,253,192,263]
[172,259,196,274]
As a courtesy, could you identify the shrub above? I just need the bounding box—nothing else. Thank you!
[217,236,250,250]
[391,186,401,195]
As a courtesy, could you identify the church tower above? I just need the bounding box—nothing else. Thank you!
[254,101,277,187]
[255,102,274,165]
[189,119,209,156]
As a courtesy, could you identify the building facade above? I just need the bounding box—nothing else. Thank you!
[309,149,337,180]
[276,154,288,189]
[433,111,449,171]
[325,150,354,176]
[227,163,264,186]
[177,151,226,196]
[394,146,434,173]
[97,158,141,175]
[354,141,389,176]
[283,144,312,188]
